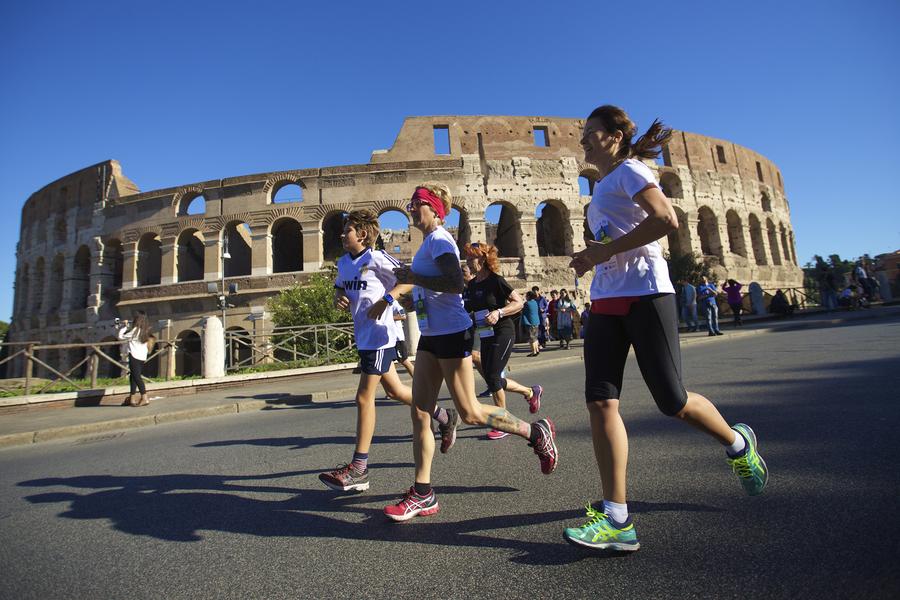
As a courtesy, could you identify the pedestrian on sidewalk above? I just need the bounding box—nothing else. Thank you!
[464,241,544,440]
[723,278,744,326]
[680,279,699,331]
[385,183,558,521]
[319,210,449,493]
[117,311,154,407]
[533,286,550,349]
[556,289,576,349]
[567,104,767,551]
[698,276,723,336]
[523,291,542,356]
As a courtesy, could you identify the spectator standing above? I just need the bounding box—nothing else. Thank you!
[580,303,590,339]
[556,289,576,349]
[698,276,723,336]
[723,279,744,326]
[117,311,154,407]
[522,291,542,357]
[547,290,559,341]
[533,286,550,348]
[680,279,699,332]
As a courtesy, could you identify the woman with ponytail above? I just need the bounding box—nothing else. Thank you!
[117,310,153,407]
[565,105,768,551]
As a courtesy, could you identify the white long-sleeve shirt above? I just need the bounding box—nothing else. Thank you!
[117,326,149,361]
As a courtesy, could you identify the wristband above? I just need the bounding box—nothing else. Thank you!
[497,308,504,318]
[383,293,395,305]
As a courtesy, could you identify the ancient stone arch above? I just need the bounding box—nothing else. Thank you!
[668,206,692,257]
[726,210,747,258]
[270,217,303,273]
[697,206,723,260]
[176,228,205,282]
[766,218,782,265]
[137,232,162,286]
[748,214,767,266]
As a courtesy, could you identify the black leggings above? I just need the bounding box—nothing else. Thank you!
[480,326,515,393]
[128,354,146,395]
[584,293,687,416]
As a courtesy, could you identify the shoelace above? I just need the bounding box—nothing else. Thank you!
[580,503,610,529]
[730,454,755,478]
[533,425,553,455]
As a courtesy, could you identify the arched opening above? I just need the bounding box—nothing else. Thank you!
[667,206,691,257]
[48,254,65,310]
[377,209,412,262]
[176,229,205,282]
[223,222,252,277]
[766,218,782,265]
[485,202,521,258]
[175,330,202,377]
[103,238,124,288]
[180,193,206,216]
[97,336,123,379]
[749,214,767,266]
[445,206,471,253]
[226,326,252,370]
[34,258,45,311]
[271,218,303,273]
[725,210,747,258]
[72,246,92,309]
[779,224,792,265]
[659,172,684,200]
[578,168,599,197]
[536,201,570,256]
[321,211,348,263]
[272,182,304,204]
[696,207,723,260]
[54,218,67,245]
[761,192,772,213]
[137,233,162,286]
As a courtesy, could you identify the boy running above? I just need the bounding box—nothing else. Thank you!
[320,210,452,492]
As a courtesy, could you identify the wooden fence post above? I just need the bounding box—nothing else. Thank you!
[24,343,34,396]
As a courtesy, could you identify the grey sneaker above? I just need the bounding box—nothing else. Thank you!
[439,408,460,453]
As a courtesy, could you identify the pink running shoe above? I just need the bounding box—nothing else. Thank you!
[530,418,559,474]
[486,429,510,440]
[527,385,543,414]
[384,487,440,522]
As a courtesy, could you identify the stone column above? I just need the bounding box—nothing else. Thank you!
[157,319,176,379]
[160,238,177,284]
[202,315,225,378]
[121,245,138,290]
[250,307,273,365]
[519,216,541,279]
[87,240,106,319]
[204,238,223,281]
[467,215,487,245]
[251,232,271,276]
[300,225,321,272]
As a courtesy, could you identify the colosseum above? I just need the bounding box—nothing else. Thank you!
[9,115,803,378]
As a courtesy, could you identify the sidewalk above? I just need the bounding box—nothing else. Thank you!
[2,303,897,449]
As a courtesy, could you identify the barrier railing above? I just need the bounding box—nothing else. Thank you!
[225,322,356,372]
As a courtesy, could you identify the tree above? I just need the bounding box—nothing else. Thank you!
[267,267,351,327]
[665,252,715,285]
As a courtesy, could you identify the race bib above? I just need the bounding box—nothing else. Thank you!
[473,309,495,339]
[412,286,428,330]
[595,220,618,276]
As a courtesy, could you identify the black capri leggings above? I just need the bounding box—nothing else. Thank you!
[128,354,147,396]
[584,293,688,415]
[480,326,515,394]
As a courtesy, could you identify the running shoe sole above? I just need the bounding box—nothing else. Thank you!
[533,418,559,474]
[318,477,370,492]
[384,502,440,522]
[528,385,543,414]
[563,531,640,552]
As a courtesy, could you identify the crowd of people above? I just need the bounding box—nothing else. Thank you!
[314,103,768,553]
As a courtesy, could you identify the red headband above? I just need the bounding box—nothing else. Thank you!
[411,187,447,220]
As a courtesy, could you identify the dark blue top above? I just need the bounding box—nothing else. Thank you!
[522,299,540,327]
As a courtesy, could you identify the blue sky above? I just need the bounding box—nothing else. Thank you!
[2,0,898,321]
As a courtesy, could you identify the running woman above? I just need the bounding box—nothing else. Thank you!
[319,209,451,492]
[565,105,768,550]
[463,241,543,440]
[383,183,559,521]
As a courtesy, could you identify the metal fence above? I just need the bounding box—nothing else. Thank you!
[225,322,356,371]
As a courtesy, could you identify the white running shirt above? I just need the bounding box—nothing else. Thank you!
[587,159,676,299]
[410,226,472,336]
[335,248,401,351]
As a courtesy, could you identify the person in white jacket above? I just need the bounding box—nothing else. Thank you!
[117,310,153,407]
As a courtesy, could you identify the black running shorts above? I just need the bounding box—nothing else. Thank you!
[417,328,474,359]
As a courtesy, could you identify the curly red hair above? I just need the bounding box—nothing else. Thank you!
[463,242,500,274]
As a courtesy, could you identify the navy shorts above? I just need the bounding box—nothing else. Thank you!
[417,328,474,359]
[358,347,398,375]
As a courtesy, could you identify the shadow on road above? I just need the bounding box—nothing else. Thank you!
[192,433,414,450]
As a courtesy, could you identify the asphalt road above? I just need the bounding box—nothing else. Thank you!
[1,315,899,599]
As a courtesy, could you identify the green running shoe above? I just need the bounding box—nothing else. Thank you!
[728,423,768,496]
[563,504,640,551]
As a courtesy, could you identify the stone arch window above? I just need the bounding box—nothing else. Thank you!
[766,218,782,265]
[696,206,723,260]
[137,233,162,286]
[223,222,252,277]
[536,200,571,256]
[176,229,205,282]
[226,326,252,370]
[179,193,206,216]
[175,329,202,377]
[725,210,747,258]
[761,192,772,213]
[321,211,348,263]
[779,224,791,265]
[748,214,767,266]
[271,182,304,204]
[446,206,471,253]
[659,172,683,200]
[485,201,522,258]
[72,245,92,309]
[54,218,67,245]
[667,206,691,257]
[103,238,124,289]
[48,254,65,310]
[377,209,412,262]
[271,217,303,273]
[34,257,45,311]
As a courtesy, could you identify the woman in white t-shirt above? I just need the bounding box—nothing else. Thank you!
[564,105,768,551]
[383,183,559,522]
[117,310,153,407]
